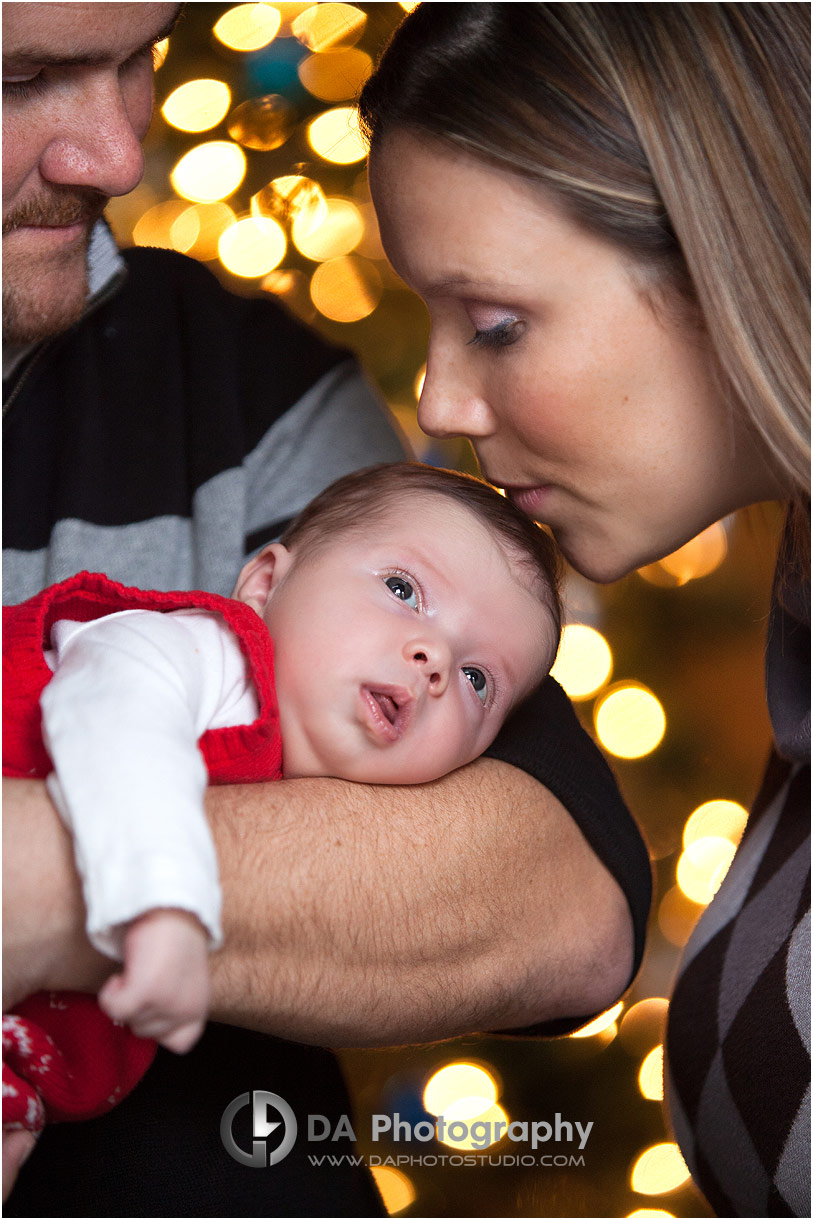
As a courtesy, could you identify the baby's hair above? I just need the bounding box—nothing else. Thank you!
[280,462,563,639]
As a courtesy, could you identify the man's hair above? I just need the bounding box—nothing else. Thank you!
[280,462,563,639]
[359,3,810,587]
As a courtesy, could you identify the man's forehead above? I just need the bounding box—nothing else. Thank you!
[3,3,181,60]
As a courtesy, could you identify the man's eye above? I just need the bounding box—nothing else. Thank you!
[383,575,418,609]
[462,666,489,704]
[2,74,45,99]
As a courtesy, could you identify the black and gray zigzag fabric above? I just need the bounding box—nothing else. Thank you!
[667,761,810,1217]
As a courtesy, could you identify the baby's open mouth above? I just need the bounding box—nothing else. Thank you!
[361,686,413,742]
[373,692,398,724]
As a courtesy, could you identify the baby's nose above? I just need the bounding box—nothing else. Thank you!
[406,640,450,695]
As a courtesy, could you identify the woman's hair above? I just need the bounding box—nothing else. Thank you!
[359,3,810,585]
[280,461,563,638]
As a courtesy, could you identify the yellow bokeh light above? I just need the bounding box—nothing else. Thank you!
[436,1101,509,1150]
[570,1001,624,1039]
[626,1211,675,1218]
[683,799,747,849]
[168,207,200,254]
[423,1063,498,1117]
[631,1143,691,1195]
[676,836,737,905]
[228,95,294,152]
[170,141,246,203]
[171,203,236,262]
[638,522,727,587]
[253,176,328,234]
[161,79,231,133]
[659,522,727,584]
[274,2,313,28]
[638,1045,664,1101]
[153,37,170,69]
[292,3,366,52]
[657,885,705,947]
[369,1165,416,1215]
[298,47,373,101]
[551,623,613,700]
[594,683,666,759]
[618,997,669,1055]
[399,0,421,11]
[292,197,363,260]
[310,255,382,322]
[414,365,426,399]
[213,3,281,51]
[132,200,192,250]
[218,216,286,278]
[308,106,369,164]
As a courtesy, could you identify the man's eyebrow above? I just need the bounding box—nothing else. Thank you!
[5,6,182,67]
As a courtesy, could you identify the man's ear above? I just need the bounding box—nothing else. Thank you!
[232,543,294,616]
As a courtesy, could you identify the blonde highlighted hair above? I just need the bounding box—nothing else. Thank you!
[360,3,810,581]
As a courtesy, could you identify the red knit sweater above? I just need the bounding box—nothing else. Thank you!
[3,572,282,1131]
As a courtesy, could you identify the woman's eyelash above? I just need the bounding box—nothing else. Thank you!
[467,319,524,350]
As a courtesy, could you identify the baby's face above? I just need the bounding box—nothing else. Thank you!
[257,496,557,783]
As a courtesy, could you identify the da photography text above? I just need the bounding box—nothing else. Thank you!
[220,1090,594,1169]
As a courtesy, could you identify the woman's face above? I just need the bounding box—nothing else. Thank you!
[370,131,778,583]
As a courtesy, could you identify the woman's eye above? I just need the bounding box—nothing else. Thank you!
[467,318,524,351]
[383,575,419,609]
[462,666,489,704]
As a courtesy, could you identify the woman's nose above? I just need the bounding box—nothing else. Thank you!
[405,638,451,696]
[417,362,498,441]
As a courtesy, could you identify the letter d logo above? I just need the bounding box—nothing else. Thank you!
[221,1090,298,1166]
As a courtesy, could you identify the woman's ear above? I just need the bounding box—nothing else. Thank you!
[232,543,294,616]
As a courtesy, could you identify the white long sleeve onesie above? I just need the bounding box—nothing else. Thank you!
[40,608,260,959]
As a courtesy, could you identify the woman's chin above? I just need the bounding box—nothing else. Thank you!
[556,534,641,585]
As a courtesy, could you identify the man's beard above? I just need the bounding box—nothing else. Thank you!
[2,188,108,346]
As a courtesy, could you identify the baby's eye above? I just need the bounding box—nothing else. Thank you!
[462,666,489,704]
[383,575,418,609]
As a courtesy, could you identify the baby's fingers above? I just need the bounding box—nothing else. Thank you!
[157,1018,206,1055]
[98,971,135,1025]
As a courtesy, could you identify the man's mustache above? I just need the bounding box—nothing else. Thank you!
[2,190,107,236]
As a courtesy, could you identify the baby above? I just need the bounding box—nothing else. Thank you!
[3,462,561,1133]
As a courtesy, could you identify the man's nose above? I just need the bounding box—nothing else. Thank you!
[405,637,451,696]
[417,358,498,442]
[39,80,147,198]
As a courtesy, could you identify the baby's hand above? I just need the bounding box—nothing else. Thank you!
[98,909,210,1054]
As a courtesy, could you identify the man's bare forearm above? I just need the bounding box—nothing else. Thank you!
[3,763,634,1045]
[208,758,633,1044]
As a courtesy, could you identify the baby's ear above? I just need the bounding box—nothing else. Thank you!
[232,543,294,615]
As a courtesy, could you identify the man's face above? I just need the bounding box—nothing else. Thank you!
[2,3,180,345]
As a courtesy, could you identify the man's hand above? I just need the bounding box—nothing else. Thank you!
[2,779,111,1012]
[3,1130,37,1203]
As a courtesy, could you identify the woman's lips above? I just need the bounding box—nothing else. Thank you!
[502,485,552,518]
[361,685,413,742]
